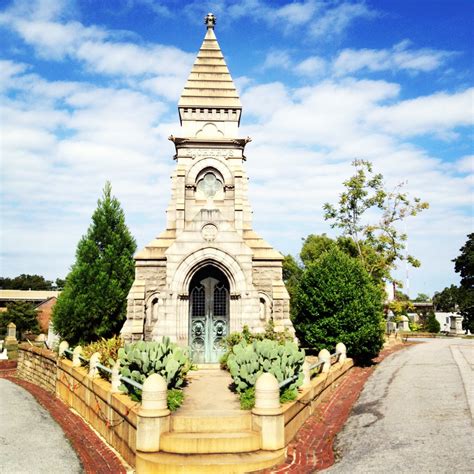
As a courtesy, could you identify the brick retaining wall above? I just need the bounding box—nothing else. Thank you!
[17,345,57,393]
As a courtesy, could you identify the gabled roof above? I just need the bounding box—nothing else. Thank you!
[178,15,242,110]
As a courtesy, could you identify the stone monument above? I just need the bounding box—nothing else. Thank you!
[121,14,294,362]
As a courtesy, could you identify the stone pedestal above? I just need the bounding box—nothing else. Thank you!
[450,314,464,335]
[5,322,18,344]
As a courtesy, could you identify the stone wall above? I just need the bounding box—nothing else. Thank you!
[56,359,137,467]
[16,346,138,467]
[17,345,57,393]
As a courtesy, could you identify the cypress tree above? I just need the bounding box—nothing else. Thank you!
[53,182,136,344]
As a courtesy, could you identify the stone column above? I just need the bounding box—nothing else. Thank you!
[252,373,285,450]
[136,374,170,453]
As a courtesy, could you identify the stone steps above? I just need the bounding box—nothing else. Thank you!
[136,449,286,473]
[160,430,261,454]
[171,410,252,433]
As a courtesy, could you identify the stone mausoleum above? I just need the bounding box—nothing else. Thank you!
[121,14,295,362]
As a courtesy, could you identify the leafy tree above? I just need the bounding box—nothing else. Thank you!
[54,278,66,289]
[0,274,53,290]
[293,248,385,364]
[299,234,336,266]
[413,293,431,302]
[0,301,39,339]
[453,233,474,332]
[433,285,459,312]
[52,182,136,344]
[323,160,428,284]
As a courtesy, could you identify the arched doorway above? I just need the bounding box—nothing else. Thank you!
[189,265,229,363]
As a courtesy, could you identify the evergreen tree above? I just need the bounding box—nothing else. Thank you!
[425,311,441,333]
[52,182,136,344]
[293,248,385,364]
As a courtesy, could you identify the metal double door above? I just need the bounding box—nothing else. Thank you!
[189,276,228,363]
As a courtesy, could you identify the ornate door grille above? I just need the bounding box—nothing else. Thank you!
[189,276,229,363]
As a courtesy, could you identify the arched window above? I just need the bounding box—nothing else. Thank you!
[196,168,224,200]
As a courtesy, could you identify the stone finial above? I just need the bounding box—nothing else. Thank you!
[72,345,82,367]
[204,12,216,29]
[336,342,347,363]
[58,340,69,357]
[88,352,101,378]
[318,348,331,373]
[254,372,280,411]
[141,373,168,412]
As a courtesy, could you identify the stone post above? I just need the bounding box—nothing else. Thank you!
[58,341,69,357]
[336,342,347,363]
[88,352,101,378]
[318,349,331,373]
[5,322,17,344]
[72,346,82,367]
[301,360,311,389]
[136,373,170,453]
[111,360,121,393]
[252,373,284,450]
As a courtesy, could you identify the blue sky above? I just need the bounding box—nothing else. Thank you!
[0,0,472,297]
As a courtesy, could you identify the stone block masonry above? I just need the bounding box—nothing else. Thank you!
[17,344,57,394]
[16,345,138,468]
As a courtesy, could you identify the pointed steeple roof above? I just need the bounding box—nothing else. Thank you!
[178,13,242,112]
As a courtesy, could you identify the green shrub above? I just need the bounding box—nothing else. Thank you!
[118,337,192,410]
[425,312,441,333]
[167,388,185,412]
[239,387,256,410]
[409,321,422,332]
[226,338,305,409]
[293,248,385,364]
[82,335,123,365]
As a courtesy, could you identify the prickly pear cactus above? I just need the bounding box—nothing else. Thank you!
[118,337,192,397]
[227,339,305,393]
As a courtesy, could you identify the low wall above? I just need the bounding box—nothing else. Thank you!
[283,359,353,443]
[17,346,138,467]
[56,359,138,467]
[17,345,57,393]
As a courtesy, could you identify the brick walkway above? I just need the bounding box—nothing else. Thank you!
[0,365,127,474]
[259,343,412,474]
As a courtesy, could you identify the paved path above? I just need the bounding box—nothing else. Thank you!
[326,338,474,473]
[0,378,82,474]
[178,368,240,412]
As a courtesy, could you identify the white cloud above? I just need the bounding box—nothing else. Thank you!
[455,155,473,174]
[262,50,292,70]
[367,88,473,138]
[181,0,376,40]
[294,56,327,76]
[333,40,455,75]
[0,1,194,89]
[309,1,377,39]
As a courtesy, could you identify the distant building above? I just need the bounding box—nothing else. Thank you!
[0,290,60,333]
